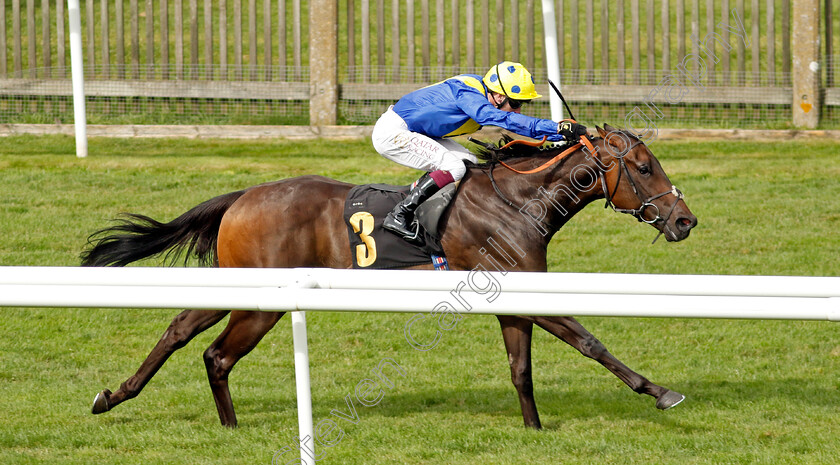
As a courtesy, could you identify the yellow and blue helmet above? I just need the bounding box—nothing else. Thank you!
[483,61,542,100]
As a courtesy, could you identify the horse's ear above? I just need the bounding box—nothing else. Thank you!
[601,123,627,149]
[600,123,630,151]
[596,125,608,138]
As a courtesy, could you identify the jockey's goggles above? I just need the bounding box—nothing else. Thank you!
[505,97,527,110]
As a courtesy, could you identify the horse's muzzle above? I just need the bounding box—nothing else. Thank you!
[666,214,698,242]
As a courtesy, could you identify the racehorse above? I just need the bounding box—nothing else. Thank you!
[82,124,697,429]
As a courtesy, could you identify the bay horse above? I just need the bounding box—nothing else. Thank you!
[82,124,697,429]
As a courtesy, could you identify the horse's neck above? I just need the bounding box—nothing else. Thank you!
[438,150,605,271]
[481,148,606,231]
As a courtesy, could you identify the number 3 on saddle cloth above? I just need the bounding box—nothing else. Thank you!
[343,183,457,270]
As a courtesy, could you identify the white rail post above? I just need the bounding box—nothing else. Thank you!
[67,0,88,158]
[291,311,314,465]
[541,0,563,120]
[289,275,318,465]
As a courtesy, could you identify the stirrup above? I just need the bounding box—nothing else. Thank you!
[384,215,423,245]
[403,220,424,245]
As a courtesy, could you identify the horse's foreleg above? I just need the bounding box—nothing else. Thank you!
[497,315,541,429]
[92,309,230,415]
[203,310,285,428]
[531,316,684,410]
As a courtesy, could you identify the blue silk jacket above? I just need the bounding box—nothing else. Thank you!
[391,74,564,141]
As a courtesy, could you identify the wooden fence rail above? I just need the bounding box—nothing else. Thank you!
[1,1,807,83]
[0,0,837,127]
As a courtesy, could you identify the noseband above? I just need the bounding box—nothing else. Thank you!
[600,138,685,243]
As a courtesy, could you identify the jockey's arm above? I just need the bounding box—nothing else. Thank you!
[453,86,565,142]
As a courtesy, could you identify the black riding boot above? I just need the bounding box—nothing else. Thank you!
[383,174,442,242]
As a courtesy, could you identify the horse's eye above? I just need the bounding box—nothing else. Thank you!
[638,165,651,176]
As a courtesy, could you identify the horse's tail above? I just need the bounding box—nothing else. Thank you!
[81,189,248,267]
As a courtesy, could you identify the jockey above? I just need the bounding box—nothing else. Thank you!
[372,60,587,242]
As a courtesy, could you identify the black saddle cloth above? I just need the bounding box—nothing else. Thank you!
[344,184,446,269]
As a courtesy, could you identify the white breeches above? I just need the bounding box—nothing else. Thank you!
[371,107,477,181]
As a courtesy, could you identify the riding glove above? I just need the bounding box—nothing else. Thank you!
[557,121,588,141]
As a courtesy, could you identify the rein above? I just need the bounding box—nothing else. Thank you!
[484,135,596,219]
[498,132,598,175]
[500,141,582,174]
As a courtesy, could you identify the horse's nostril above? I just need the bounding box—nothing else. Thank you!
[676,217,696,231]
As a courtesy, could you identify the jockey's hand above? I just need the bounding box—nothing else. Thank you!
[557,121,587,141]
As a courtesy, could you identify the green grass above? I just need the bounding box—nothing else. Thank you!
[0,136,839,464]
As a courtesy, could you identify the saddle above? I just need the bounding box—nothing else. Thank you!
[343,183,457,269]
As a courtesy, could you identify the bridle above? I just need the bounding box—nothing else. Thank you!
[600,136,685,243]
[483,133,686,243]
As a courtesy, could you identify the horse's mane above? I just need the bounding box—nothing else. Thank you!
[468,134,586,168]
[468,127,640,169]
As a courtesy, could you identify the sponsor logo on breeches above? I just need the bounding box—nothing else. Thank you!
[392,134,442,160]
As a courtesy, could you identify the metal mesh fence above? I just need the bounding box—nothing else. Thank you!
[0,65,310,125]
[0,63,825,129]
[337,66,797,129]
[823,56,840,128]
[2,0,838,129]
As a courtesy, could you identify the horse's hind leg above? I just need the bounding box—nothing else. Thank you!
[92,309,230,415]
[497,316,542,429]
[531,316,685,410]
[202,310,285,427]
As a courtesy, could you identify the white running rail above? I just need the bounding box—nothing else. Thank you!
[1,267,838,465]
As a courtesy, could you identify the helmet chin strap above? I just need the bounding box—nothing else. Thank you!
[494,63,511,109]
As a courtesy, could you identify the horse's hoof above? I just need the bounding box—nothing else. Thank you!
[655,390,685,410]
[91,389,112,414]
